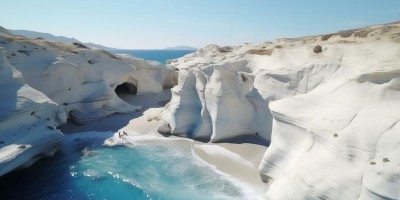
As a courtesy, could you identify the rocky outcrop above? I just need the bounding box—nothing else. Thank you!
[0,28,175,124]
[259,69,400,199]
[161,21,400,199]
[0,27,176,176]
[0,48,65,176]
[162,66,272,142]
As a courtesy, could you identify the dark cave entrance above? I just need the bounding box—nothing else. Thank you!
[115,82,137,95]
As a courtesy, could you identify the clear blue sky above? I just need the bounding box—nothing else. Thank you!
[1,0,400,49]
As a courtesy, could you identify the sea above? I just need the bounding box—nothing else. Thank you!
[110,49,195,64]
[0,50,258,200]
[0,132,253,200]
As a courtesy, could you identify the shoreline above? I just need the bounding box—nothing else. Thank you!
[59,90,268,198]
[114,107,268,197]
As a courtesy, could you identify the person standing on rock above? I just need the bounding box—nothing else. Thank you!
[118,131,122,138]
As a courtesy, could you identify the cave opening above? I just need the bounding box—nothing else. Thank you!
[115,82,137,95]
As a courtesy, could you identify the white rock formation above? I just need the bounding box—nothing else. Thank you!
[0,27,175,176]
[0,48,65,176]
[0,28,175,124]
[161,22,400,199]
[116,54,176,89]
[162,65,271,141]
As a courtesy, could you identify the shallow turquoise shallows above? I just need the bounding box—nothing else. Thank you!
[0,132,250,200]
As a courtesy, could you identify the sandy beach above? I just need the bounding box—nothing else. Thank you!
[2,2,399,199]
[60,89,269,197]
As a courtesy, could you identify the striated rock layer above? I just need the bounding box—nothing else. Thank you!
[161,21,400,199]
[0,48,65,176]
[0,27,175,176]
[0,28,175,124]
[162,66,271,142]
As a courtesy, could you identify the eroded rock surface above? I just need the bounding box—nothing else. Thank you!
[161,21,400,199]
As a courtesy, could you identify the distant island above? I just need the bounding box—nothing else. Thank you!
[164,46,197,50]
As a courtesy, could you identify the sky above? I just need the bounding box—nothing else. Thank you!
[1,0,400,49]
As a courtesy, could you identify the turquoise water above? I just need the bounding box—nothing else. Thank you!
[0,50,256,200]
[0,132,252,200]
[110,50,195,63]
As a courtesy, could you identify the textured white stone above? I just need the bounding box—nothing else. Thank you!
[0,29,175,124]
[0,48,64,176]
[0,28,175,176]
[162,22,400,199]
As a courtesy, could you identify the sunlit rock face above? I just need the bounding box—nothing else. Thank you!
[0,48,64,176]
[162,66,272,142]
[162,22,400,199]
[0,28,175,124]
[260,73,400,200]
[0,27,176,176]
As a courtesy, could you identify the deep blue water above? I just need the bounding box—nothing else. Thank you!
[0,50,258,200]
[110,50,195,63]
[0,132,253,200]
